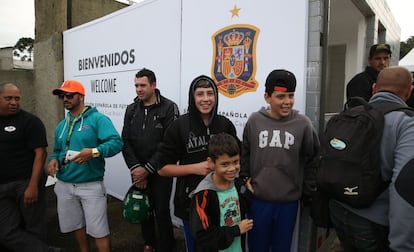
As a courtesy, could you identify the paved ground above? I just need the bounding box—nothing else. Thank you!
[45,186,343,252]
[45,186,186,252]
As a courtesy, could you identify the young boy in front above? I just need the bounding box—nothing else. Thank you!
[190,133,253,252]
[240,69,320,251]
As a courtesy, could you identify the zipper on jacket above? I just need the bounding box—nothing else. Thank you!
[143,108,147,129]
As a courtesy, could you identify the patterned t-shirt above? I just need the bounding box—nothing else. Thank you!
[217,186,242,252]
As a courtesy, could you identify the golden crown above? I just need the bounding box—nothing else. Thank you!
[223,30,244,46]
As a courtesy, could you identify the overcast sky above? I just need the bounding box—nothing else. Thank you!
[0,0,35,48]
[0,0,413,48]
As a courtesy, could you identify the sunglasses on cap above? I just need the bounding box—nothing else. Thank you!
[58,93,78,99]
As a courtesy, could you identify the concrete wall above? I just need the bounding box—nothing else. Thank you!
[323,0,400,114]
[0,48,35,114]
[365,0,401,62]
[33,0,127,154]
[306,0,325,132]
[0,69,35,113]
[0,47,14,70]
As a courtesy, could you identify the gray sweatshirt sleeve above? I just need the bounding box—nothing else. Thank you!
[388,115,414,251]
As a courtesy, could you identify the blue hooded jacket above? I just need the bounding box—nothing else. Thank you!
[49,106,123,183]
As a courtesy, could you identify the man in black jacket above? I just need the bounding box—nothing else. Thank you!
[346,44,392,101]
[121,68,179,252]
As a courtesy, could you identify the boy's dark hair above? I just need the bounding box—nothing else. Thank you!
[208,133,240,161]
[136,68,156,83]
[194,77,214,89]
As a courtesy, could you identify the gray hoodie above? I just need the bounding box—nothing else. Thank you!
[240,107,319,202]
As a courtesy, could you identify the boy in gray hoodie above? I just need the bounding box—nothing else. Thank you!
[240,69,319,251]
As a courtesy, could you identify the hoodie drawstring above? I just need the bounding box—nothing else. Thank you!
[58,117,69,139]
[78,116,84,131]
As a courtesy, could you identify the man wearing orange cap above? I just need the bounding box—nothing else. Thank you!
[47,80,123,252]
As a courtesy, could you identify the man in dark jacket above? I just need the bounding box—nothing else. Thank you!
[147,75,238,252]
[122,68,179,252]
[346,43,392,101]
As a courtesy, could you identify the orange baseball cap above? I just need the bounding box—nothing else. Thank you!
[52,80,85,95]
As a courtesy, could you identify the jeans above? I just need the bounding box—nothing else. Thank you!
[182,220,195,252]
[247,198,299,252]
[0,176,48,252]
[329,200,389,252]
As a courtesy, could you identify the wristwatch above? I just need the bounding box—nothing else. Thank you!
[92,148,100,158]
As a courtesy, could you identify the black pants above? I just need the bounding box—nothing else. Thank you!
[329,200,389,252]
[0,176,48,252]
[141,174,176,252]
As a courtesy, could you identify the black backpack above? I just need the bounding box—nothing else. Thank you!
[317,97,412,208]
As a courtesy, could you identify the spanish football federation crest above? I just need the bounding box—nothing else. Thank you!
[211,24,260,98]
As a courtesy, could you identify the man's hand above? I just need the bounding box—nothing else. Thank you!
[244,177,254,193]
[238,219,254,234]
[135,178,148,190]
[131,167,149,183]
[23,184,38,208]
[47,159,59,177]
[72,148,93,164]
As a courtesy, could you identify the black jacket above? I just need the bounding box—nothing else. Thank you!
[148,75,238,220]
[346,66,379,101]
[121,89,179,174]
[189,174,251,252]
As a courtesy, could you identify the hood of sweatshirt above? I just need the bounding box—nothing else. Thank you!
[188,75,219,127]
[57,106,96,139]
[191,172,235,197]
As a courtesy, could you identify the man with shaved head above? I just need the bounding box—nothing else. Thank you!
[329,67,414,252]
[0,83,63,251]
[373,66,413,98]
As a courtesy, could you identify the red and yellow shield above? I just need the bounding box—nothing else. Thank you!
[211,24,260,98]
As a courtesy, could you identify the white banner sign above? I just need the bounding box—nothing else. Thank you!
[63,0,308,200]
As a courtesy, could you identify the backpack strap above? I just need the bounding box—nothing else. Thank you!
[345,97,370,110]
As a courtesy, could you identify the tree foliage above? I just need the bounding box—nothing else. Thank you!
[400,36,414,60]
[13,37,34,61]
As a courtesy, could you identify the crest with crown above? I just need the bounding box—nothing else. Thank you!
[211,24,260,98]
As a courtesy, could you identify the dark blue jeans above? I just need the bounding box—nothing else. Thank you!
[247,198,299,252]
[0,176,48,252]
[329,200,389,252]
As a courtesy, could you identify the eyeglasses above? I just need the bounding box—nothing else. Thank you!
[58,93,77,99]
